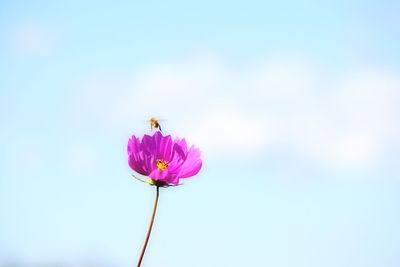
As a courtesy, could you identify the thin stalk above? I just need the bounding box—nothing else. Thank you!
[137,186,160,267]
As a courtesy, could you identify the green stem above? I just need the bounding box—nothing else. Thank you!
[137,186,160,267]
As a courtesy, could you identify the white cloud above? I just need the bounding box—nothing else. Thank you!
[73,56,400,171]
[184,105,272,157]
[130,57,227,117]
[251,57,318,99]
[326,132,378,169]
[332,68,399,130]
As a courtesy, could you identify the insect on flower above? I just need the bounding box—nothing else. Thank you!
[149,117,163,132]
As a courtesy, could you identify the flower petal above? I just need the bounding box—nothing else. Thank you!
[149,169,179,185]
[127,132,202,185]
[127,136,149,175]
[178,146,202,178]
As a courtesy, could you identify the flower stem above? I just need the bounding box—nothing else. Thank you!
[137,186,160,267]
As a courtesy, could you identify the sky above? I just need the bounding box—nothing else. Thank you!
[1,0,400,266]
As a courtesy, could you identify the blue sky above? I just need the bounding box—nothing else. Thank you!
[1,1,400,267]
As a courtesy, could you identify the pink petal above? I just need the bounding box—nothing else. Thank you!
[178,146,202,178]
[127,132,202,186]
[127,136,148,175]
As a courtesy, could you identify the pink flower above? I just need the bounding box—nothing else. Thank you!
[127,131,202,186]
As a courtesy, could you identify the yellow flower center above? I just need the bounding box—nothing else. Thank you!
[156,159,169,171]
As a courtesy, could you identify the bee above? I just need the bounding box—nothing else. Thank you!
[149,117,163,132]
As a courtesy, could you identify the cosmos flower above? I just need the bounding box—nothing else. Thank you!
[127,131,202,186]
